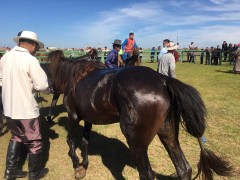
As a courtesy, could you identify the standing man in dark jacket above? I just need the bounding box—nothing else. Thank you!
[205,47,210,65]
[215,45,221,65]
[222,41,228,62]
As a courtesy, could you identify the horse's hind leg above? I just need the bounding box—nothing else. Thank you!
[120,125,155,179]
[130,145,154,180]
[158,124,192,180]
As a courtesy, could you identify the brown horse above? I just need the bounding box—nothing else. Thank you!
[41,48,99,123]
[125,48,140,66]
[47,50,233,180]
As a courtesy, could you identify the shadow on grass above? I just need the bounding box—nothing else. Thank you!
[38,103,61,169]
[56,116,177,180]
[215,69,234,74]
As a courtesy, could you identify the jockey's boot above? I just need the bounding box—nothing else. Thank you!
[4,140,27,179]
[28,152,48,180]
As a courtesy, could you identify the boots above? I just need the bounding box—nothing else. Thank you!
[28,153,48,180]
[4,141,27,179]
[0,117,3,133]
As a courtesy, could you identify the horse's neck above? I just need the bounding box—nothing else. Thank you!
[59,60,105,88]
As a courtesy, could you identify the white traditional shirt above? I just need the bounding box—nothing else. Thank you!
[158,53,176,78]
[0,46,49,119]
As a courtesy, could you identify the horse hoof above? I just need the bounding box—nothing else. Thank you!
[75,166,86,179]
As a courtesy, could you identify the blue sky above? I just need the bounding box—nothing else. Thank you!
[0,0,239,49]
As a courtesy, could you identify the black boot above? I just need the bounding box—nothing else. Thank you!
[28,153,48,180]
[4,141,27,179]
[0,117,3,133]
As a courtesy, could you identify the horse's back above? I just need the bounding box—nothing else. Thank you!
[115,66,168,93]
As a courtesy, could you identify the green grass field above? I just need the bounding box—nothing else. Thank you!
[0,59,239,180]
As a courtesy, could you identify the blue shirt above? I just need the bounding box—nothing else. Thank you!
[158,47,168,60]
[105,49,118,68]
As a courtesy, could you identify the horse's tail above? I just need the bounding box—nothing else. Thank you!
[165,77,233,180]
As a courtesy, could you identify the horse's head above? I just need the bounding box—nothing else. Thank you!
[47,50,65,91]
[125,48,140,66]
[132,47,140,56]
[86,48,98,60]
[47,50,64,64]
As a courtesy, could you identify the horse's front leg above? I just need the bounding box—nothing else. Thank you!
[66,115,81,169]
[47,92,60,122]
[70,122,92,180]
[64,93,90,179]
[80,122,92,170]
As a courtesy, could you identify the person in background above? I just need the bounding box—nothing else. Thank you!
[210,47,215,65]
[233,43,240,73]
[215,45,221,65]
[158,42,177,78]
[176,42,181,50]
[158,39,170,60]
[150,47,155,63]
[118,48,123,60]
[105,39,122,68]
[103,46,109,61]
[156,46,161,62]
[200,48,204,64]
[222,41,228,62]
[205,47,210,65]
[0,30,50,180]
[122,32,138,61]
[233,44,238,51]
[157,39,170,71]
[228,43,233,64]
[188,42,195,63]
[139,47,143,63]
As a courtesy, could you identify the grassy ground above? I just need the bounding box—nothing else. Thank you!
[0,59,239,180]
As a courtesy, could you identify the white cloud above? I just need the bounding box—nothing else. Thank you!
[64,0,240,48]
[209,0,228,5]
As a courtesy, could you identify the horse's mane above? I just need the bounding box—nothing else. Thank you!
[48,50,106,93]
[70,48,98,61]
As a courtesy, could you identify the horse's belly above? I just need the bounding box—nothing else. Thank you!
[83,110,119,125]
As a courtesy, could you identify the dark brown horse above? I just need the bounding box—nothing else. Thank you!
[125,48,140,66]
[47,50,233,180]
[41,48,99,123]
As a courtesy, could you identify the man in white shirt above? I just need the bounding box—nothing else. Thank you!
[158,42,177,78]
[0,31,49,180]
[157,39,170,71]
